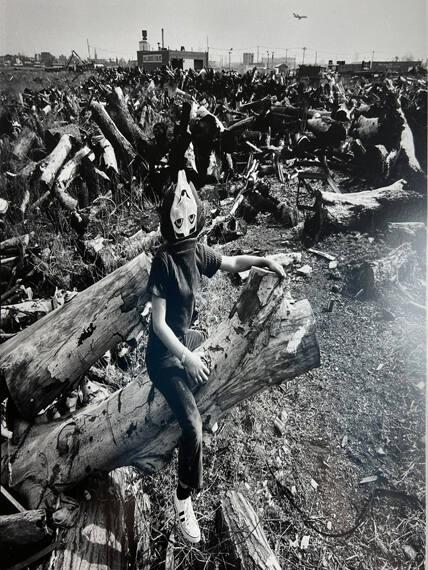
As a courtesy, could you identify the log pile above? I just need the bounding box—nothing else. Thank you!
[0,61,426,568]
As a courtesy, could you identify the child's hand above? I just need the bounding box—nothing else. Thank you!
[266,259,286,278]
[184,350,210,385]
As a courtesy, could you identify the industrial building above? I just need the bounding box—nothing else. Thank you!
[137,29,208,71]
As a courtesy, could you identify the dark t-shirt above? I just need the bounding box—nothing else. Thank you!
[146,238,222,363]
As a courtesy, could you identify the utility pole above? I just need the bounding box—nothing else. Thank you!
[266,50,269,69]
[315,51,317,65]
[272,51,274,69]
[302,46,306,65]
[257,45,260,63]
[87,38,91,60]
[371,49,375,68]
[285,48,288,66]
[228,48,233,70]
[206,35,209,67]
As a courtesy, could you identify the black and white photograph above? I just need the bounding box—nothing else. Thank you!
[0,1,426,568]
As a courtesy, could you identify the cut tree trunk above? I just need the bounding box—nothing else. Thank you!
[1,267,319,509]
[219,490,281,570]
[349,243,417,292]
[303,179,426,241]
[39,134,73,189]
[41,473,129,570]
[90,101,136,166]
[395,102,425,188]
[0,234,31,256]
[0,509,53,546]
[0,252,152,419]
[53,146,95,210]
[94,135,119,174]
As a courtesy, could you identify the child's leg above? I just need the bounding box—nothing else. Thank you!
[154,368,203,491]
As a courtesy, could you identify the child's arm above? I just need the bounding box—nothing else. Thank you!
[220,255,286,278]
[151,295,210,385]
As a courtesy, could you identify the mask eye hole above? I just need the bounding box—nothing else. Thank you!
[175,218,183,228]
[189,214,196,224]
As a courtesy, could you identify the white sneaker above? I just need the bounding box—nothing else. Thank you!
[174,492,201,543]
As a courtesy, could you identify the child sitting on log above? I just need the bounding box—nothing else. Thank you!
[145,170,285,543]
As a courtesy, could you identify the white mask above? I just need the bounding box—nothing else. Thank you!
[169,170,198,239]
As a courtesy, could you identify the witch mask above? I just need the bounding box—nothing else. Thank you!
[169,170,198,239]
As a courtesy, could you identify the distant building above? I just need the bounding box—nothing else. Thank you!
[137,30,208,71]
[243,52,254,66]
[138,48,208,71]
[337,59,422,77]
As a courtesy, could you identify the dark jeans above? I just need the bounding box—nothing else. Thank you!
[146,329,206,490]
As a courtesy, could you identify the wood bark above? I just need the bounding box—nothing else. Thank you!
[219,490,281,570]
[351,115,380,144]
[395,102,425,187]
[39,135,73,189]
[0,234,31,256]
[93,134,119,174]
[90,101,136,166]
[0,509,53,545]
[107,87,149,156]
[1,268,319,509]
[0,252,152,419]
[303,179,426,241]
[53,147,94,210]
[42,473,129,570]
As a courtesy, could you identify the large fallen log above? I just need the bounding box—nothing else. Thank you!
[349,243,417,292]
[219,490,281,570]
[90,100,136,166]
[0,252,152,419]
[1,267,320,509]
[0,509,53,546]
[303,180,426,241]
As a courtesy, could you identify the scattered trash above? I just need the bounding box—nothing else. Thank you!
[300,535,310,550]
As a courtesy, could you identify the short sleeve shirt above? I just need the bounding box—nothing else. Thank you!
[146,239,222,362]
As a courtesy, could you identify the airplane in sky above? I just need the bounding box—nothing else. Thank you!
[293,12,308,19]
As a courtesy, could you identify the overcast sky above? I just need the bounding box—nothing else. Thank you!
[0,0,426,63]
